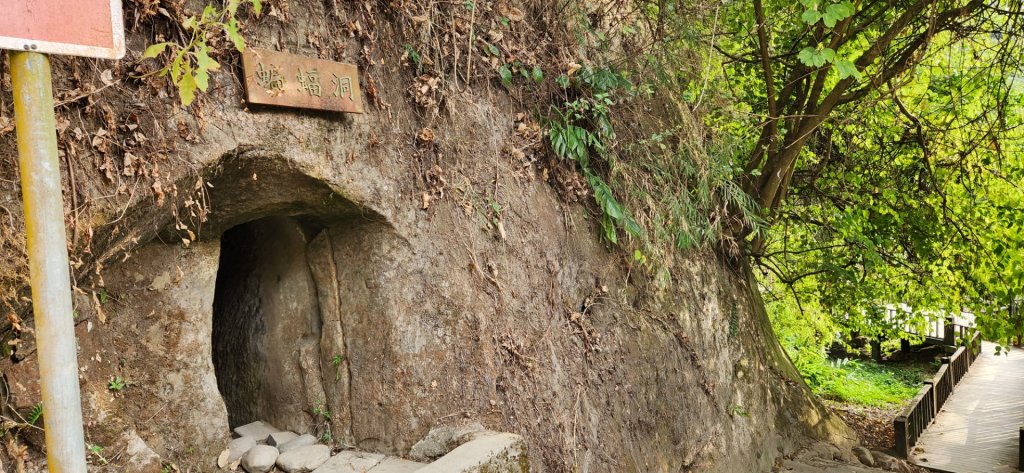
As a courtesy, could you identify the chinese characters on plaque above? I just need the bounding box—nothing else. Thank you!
[241,48,363,113]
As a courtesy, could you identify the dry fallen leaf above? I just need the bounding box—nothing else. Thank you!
[567,61,582,77]
[92,292,107,324]
[217,449,230,469]
[100,69,115,86]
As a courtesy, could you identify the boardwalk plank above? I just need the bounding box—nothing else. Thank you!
[910,342,1024,473]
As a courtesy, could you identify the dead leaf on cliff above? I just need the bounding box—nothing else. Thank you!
[5,313,23,333]
[498,4,525,22]
[0,116,13,136]
[91,292,106,324]
[152,180,166,206]
[122,152,140,177]
[100,69,115,86]
[216,449,230,469]
[6,434,27,473]
[417,127,435,145]
[496,220,507,241]
[567,61,582,77]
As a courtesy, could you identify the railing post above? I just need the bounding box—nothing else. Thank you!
[1019,426,1023,471]
[895,416,909,458]
[944,316,955,345]
[924,380,936,417]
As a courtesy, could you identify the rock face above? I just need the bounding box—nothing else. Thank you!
[0,1,852,472]
[854,446,876,467]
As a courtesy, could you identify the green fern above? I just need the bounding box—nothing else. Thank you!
[27,403,42,426]
[546,65,641,245]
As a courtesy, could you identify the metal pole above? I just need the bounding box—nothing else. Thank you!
[9,51,87,473]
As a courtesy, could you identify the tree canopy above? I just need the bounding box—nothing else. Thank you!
[677,0,1024,344]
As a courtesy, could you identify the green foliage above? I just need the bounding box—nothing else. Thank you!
[312,400,331,422]
[26,403,42,426]
[799,0,855,28]
[107,376,127,392]
[312,400,333,444]
[143,0,262,106]
[88,443,109,465]
[546,66,642,245]
[402,44,422,67]
[331,354,344,381]
[682,0,1024,342]
[799,355,925,407]
[621,127,766,254]
[497,61,544,87]
[771,279,936,407]
[756,30,1024,342]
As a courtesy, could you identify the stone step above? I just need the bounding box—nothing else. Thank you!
[415,432,525,473]
[233,421,281,441]
[221,421,527,473]
[369,457,427,473]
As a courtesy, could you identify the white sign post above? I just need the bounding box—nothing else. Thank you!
[2,2,125,471]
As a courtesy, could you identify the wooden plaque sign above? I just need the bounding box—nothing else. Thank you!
[0,0,125,59]
[241,48,364,114]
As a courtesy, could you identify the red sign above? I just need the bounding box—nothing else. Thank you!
[0,0,125,59]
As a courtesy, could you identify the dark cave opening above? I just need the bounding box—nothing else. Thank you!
[211,216,323,432]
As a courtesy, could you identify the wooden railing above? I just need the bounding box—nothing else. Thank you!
[895,383,936,457]
[894,331,982,458]
[929,364,953,412]
[1019,426,1024,472]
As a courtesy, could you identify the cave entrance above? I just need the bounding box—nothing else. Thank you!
[211,216,324,433]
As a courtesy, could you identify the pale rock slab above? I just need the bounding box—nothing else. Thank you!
[276,444,331,472]
[278,433,318,453]
[312,450,386,472]
[408,422,485,461]
[119,430,162,473]
[242,445,279,473]
[234,421,280,441]
[268,431,299,447]
[416,432,527,473]
[368,457,427,472]
[853,446,875,467]
[225,436,258,464]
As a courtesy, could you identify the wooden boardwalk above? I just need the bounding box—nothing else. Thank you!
[911,342,1024,472]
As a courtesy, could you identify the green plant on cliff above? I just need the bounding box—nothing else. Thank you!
[312,400,333,444]
[547,66,643,245]
[142,0,262,106]
[107,376,128,392]
[25,403,42,426]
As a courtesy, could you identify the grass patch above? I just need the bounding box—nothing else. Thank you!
[797,353,930,407]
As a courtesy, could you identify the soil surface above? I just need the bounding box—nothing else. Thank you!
[826,401,901,452]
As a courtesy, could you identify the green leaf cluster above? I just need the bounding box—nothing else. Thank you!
[142,0,262,106]
[547,66,642,245]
